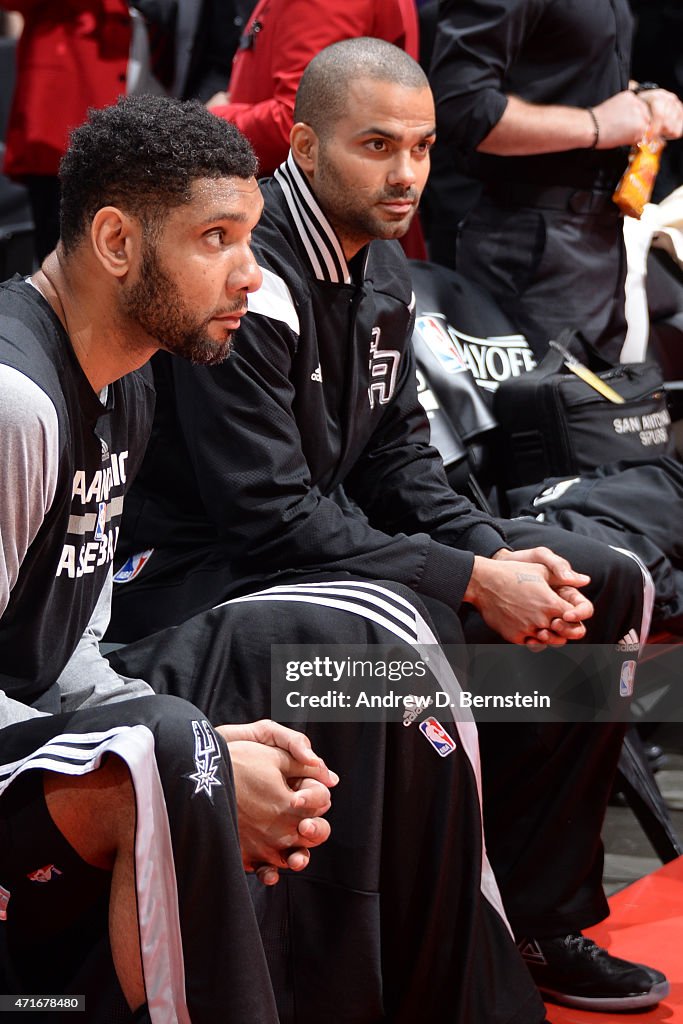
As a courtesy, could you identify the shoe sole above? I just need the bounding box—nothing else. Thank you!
[539,979,670,1012]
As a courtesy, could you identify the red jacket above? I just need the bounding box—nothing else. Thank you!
[4,0,131,178]
[211,0,420,177]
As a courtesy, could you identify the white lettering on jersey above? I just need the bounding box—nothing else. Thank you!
[56,528,119,578]
[71,452,128,504]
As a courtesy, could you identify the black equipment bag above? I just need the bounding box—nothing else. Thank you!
[493,330,675,490]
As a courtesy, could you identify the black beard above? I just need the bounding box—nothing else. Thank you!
[122,244,233,366]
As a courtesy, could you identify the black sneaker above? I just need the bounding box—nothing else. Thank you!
[518,933,670,1011]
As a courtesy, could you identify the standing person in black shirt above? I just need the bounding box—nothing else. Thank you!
[429,0,683,360]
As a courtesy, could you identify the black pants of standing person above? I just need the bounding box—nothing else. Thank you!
[456,190,628,361]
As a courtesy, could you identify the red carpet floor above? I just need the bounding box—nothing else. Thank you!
[545,856,683,1023]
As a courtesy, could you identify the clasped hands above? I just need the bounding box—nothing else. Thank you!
[216,549,592,879]
[464,546,594,650]
[215,719,338,886]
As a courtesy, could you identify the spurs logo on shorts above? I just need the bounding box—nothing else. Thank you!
[187,721,223,798]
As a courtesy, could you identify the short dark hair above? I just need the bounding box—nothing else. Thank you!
[59,94,258,252]
[294,38,429,139]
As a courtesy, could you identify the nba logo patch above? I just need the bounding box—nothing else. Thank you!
[113,549,154,584]
[620,660,636,698]
[419,717,456,757]
[94,501,107,541]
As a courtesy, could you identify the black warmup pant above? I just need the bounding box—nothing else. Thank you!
[0,696,279,1024]
[108,528,650,996]
[456,193,627,361]
[331,524,649,940]
[469,519,650,938]
[110,579,546,1024]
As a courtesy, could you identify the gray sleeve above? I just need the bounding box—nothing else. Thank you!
[0,693,50,728]
[0,367,151,727]
[0,364,59,617]
[57,569,154,712]
[0,366,57,727]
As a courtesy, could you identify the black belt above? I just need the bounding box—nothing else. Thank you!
[483,182,617,215]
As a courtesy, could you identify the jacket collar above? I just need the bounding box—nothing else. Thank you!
[274,152,352,285]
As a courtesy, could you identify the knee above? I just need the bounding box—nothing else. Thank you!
[124,693,212,737]
[43,755,136,870]
[127,694,229,788]
[591,544,647,596]
[587,545,652,641]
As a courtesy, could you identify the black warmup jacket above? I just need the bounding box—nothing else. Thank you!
[117,154,507,617]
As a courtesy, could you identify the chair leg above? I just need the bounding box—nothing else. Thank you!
[614,724,683,863]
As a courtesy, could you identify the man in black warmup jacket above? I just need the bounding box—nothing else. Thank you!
[111,40,665,1016]
[0,87,555,1024]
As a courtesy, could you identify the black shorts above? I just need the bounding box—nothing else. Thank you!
[0,696,278,1024]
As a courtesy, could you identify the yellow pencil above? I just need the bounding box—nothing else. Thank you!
[549,340,625,404]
